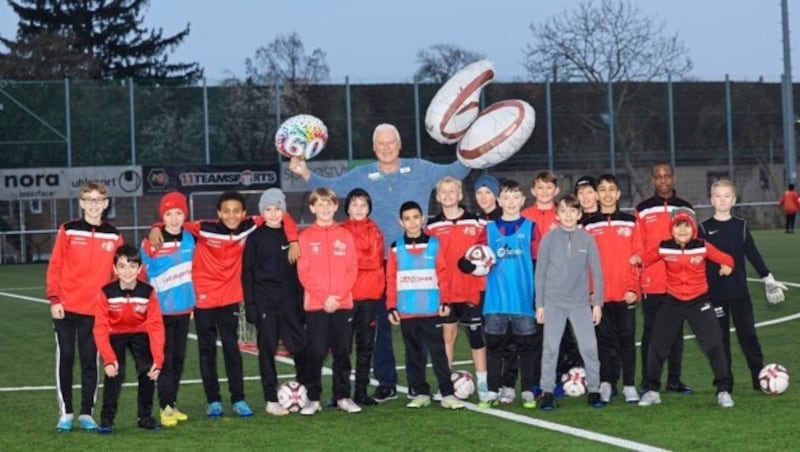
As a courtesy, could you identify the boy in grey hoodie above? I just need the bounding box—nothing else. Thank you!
[535,194,604,410]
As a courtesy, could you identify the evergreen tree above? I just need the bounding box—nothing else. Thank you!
[0,0,202,82]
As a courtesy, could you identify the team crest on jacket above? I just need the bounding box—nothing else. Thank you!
[333,239,347,256]
[310,242,321,254]
[102,241,116,252]
[616,226,632,237]
[690,255,704,265]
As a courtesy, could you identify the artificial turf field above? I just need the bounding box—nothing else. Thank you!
[0,230,798,451]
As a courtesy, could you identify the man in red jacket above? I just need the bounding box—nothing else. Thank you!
[634,163,694,394]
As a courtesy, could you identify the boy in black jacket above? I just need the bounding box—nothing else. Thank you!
[242,188,308,415]
[699,179,788,391]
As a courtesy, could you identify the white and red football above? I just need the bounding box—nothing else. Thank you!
[277,381,309,412]
[451,370,476,400]
[561,367,587,397]
[456,99,536,169]
[759,363,790,395]
[425,59,495,144]
[464,244,496,277]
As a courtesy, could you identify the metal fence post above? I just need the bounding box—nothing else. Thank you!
[725,74,734,180]
[546,78,553,171]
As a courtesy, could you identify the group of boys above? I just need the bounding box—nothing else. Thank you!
[47,162,789,432]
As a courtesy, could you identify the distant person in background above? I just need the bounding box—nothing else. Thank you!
[289,123,471,402]
[778,183,800,233]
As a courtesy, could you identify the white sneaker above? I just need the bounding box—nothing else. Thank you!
[477,381,490,403]
[498,386,515,404]
[432,391,443,402]
[717,391,735,408]
[623,386,640,403]
[638,391,661,407]
[336,398,362,413]
[599,382,612,403]
[440,395,465,410]
[266,402,289,416]
[300,400,321,416]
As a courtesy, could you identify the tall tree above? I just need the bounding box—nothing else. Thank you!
[415,43,485,83]
[244,31,329,114]
[0,0,202,82]
[523,0,693,198]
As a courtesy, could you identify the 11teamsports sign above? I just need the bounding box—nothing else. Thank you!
[0,166,143,200]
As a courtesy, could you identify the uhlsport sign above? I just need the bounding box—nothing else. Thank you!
[0,166,143,200]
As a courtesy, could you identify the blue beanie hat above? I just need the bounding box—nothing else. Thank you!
[474,174,499,197]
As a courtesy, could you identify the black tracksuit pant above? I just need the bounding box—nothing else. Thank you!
[641,293,684,386]
[99,333,155,423]
[157,314,190,409]
[195,303,245,404]
[53,312,98,417]
[643,295,732,393]
[712,296,764,390]
[400,316,454,397]
[255,309,308,402]
[597,301,637,387]
[305,309,353,402]
[351,299,378,396]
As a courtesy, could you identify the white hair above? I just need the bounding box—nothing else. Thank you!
[372,123,401,144]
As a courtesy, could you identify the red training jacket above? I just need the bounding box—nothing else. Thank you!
[46,218,124,316]
[521,205,556,258]
[342,217,385,300]
[93,281,165,368]
[582,210,643,302]
[778,189,800,215]
[643,238,734,301]
[297,222,358,312]
[181,214,298,309]
[426,209,485,304]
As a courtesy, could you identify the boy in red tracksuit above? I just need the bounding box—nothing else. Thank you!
[47,180,123,432]
[297,187,359,415]
[149,190,299,418]
[342,188,385,406]
[387,201,463,410]
[93,245,165,433]
[427,176,489,402]
[638,209,735,409]
[582,174,643,404]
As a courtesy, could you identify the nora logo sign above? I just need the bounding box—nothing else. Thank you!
[4,173,59,188]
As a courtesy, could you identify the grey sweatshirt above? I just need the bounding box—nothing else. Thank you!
[534,226,604,309]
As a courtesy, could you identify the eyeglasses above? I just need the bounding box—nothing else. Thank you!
[81,197,107,205]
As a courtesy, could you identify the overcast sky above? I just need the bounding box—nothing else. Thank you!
[0,0,798,84]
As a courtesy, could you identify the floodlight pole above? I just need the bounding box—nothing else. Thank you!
[780,0,796,185]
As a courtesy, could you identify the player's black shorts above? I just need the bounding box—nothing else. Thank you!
[443,302,483,326]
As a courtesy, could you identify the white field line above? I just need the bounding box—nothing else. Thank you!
[5,285,798,452]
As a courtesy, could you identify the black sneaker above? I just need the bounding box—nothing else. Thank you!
[354,393,378,406]
[137,416,162,431]
[372,386,398,403]
[587,392,605,408]
[539,392,555,411]
[665,382,694,395]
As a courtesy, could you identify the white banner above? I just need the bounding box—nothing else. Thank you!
[0,166,143,200]
[279,160,351,192]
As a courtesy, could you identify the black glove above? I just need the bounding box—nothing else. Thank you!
[245,304,257,324]
[458,256,477,274]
